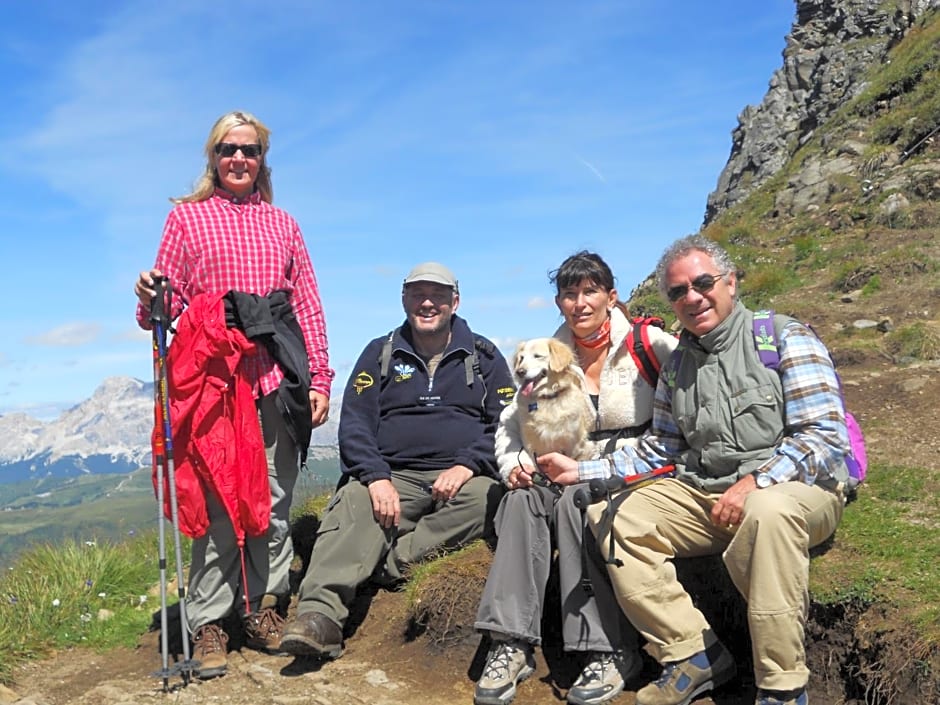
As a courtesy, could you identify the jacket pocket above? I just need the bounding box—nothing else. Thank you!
[728,384,781,451]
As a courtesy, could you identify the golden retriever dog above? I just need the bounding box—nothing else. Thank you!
[511,337,595,461]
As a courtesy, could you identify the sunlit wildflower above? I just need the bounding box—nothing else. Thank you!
[98,592,107,599]
[80,612,92,623]
[139,595,147,605]
[52,599,61,607]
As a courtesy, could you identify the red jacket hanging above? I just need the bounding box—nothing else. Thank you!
[152,292,271,542]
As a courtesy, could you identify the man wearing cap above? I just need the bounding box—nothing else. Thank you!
[281,262,515,659]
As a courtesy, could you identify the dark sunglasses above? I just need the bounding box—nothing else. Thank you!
[666,272,726,303]
[214,142,262,158]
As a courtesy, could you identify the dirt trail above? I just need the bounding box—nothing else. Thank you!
[7,359,940,705]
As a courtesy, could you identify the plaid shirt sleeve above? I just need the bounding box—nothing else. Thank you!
[578,380,684,481]
[759,322,848,485]
[286,220,334,397]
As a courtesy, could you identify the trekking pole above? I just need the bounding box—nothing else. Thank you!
[150,325,172,691]
[150,276,197,686]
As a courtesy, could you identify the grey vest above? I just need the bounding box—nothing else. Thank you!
[667,302,784,493]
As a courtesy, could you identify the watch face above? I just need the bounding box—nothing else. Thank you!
[757,473,772,488]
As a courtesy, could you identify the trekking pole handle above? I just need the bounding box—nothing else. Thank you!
[149,275,171,327]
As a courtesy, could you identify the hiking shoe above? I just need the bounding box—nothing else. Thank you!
[192,623,229,680]
[474,639,536,705]
[636,641,736,705]
[567,650,643,705]
[244,607,287,653]
[280,610,344,659]
[756,688,808,705]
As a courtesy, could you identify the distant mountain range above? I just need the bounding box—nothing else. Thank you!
[0,376,341,485]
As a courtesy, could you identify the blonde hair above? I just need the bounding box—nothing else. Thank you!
[172,110,274,204]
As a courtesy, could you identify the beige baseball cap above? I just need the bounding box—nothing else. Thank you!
[402,261,458,292]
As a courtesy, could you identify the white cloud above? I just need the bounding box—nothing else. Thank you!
[24,322,102,347]
[527,296,551,309]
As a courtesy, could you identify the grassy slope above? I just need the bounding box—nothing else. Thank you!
[629,9,940,644]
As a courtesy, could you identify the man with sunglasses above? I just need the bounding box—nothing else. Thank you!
[134,110,333,679]
[537,235,850,705]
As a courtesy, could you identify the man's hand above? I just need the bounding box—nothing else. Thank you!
[711,473,758,528]
[431,464,474,502]
[368,479,401,529]
[309,390,330,427]
[506,465,537,490]
[534,452,580,486]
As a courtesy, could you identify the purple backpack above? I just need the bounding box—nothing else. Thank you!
[753,311,868,492]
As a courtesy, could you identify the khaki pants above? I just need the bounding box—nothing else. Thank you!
[586,477,843,691]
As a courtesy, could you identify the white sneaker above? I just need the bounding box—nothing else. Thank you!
[567,650,642,705]
[474,639,536,705]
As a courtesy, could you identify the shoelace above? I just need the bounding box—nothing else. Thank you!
[249,608,285,638]
[578,654,614,685]
[482,642,517,680]
[652,662,679,687]
[194,625,227,654]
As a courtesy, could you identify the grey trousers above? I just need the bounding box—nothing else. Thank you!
[185,393,298,630]
[296,467,503,627]
[474,485,636,653]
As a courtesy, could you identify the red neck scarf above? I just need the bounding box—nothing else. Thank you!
[573,316,611,350]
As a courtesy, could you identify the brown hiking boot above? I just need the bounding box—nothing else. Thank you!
[244,607,287,653]
[280,611,344,659]
[192,623,229,680]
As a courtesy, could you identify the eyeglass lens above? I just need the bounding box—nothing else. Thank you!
[215,142,262,158]
[667,273,724,302]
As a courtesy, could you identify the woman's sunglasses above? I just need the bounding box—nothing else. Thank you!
[666,272,726,302]
[214,142,262,158]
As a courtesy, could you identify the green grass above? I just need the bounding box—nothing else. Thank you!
[811,463,940,639]
[0,531,187,684]
[885,321,940,361]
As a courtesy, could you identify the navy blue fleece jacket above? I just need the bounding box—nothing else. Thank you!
[338,315,514,485]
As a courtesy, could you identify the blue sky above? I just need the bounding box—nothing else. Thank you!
[0,0,794,418]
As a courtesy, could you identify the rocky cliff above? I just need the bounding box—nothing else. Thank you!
[705,0,940,224]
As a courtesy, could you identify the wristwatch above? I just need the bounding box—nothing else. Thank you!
[755,472,775,489]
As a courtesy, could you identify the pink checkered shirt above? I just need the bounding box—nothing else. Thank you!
[136,189,334,398]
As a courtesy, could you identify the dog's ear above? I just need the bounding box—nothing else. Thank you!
[547,338,575,373]
[512,341,527,369]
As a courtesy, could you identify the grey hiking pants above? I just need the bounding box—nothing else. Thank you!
[296,467,503,627]
[474,484,636,653]
[185,393,298,631]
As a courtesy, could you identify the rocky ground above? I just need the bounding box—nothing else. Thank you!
[5,348,940,705]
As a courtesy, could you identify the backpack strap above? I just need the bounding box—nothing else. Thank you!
[381,326,484,388]
[465,335,491,386]
[378,328,398,379]
[752,310,781,370]
[626,317,665,388]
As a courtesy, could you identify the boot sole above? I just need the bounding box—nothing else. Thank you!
[280,633,343,660]
[636,661,736,705]
[195,663,227,680]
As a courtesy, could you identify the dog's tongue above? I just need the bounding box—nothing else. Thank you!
[521,380,535,396]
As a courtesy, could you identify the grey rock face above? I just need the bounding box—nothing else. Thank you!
[705,0,938,224]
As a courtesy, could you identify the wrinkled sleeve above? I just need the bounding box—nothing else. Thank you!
[286,220,334,398]
[758,323,849,485]
[338,340,391,485]
[136,209,188,329]
[454,346,515,479]
[579,373,686,482]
